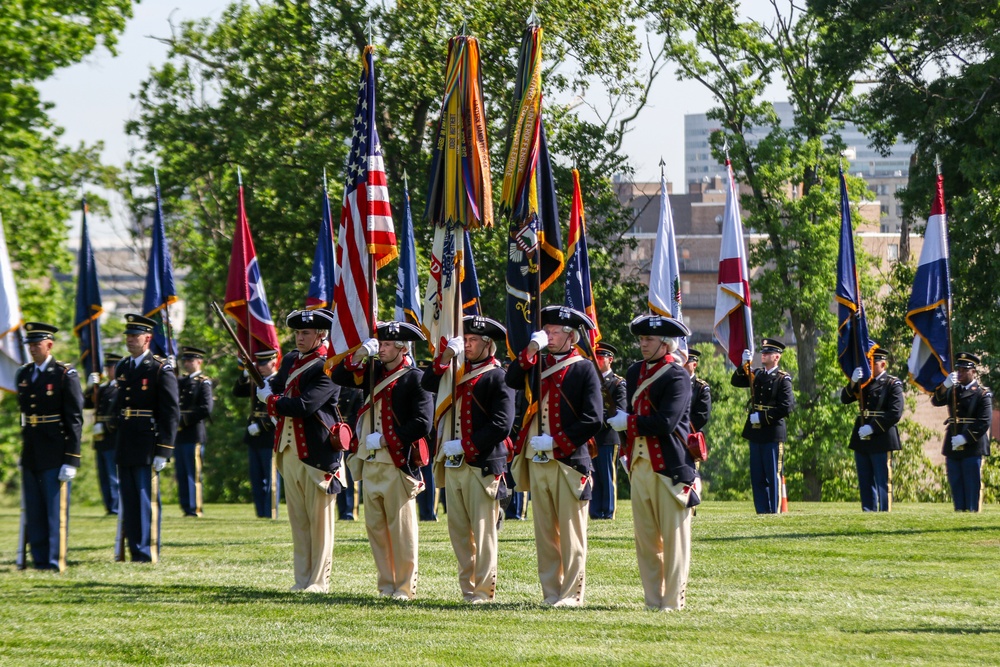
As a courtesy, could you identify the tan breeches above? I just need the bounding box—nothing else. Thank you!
[277,449,336,592]
[530,460,588,605]
[362,460,419,598]
[445,463,499,602]
[629,456,692,610]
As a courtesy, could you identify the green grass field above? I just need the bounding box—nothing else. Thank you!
[2,501,999,666]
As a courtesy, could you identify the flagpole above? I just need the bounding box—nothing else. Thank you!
[936,156,958,438]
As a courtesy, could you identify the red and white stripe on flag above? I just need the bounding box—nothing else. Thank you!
[713,161,754,366]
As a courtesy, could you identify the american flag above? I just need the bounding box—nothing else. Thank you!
[329,46,397,362]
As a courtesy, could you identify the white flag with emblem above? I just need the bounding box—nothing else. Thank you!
[0,214,28,394]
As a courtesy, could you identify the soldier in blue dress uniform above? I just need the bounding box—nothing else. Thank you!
[684,349,712,436]
[85,353,122,515]
[175,346,214,517]
[233,349,281,518]
[841,346,903,512]
[16,322,84,570]
[113,314,180,562]
[932,352,993,512]
[591,342,626,520]
[731,338,795,514]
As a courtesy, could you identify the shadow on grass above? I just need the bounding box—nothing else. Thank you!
[700,524,998,542]
[14,581,623,611]
[854,626,1000,635]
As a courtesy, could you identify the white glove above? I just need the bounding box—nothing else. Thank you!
[153,456,168,472]
[442,439,464,457]
[366,432,383,451]
[92,422,104,436]
[256,382,273,403]
[742,349,753,364]
[359,338,380,359]
[943,371,958,389]
[529,331,549,351]
[444,336,463,358]
[58,465,77,482]
[88,372,101,387]
[851,367,864,383]
[530,434,554,452]
[952,434,967,449]
[607,410,629,432]
[858,424,874,439]
[166,355,177,368]
[247,422,262,437]
[242,368,249,378]
[749,412,761,425]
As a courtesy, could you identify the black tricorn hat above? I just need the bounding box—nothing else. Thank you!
[595,342,618,357]
[760,338,786,352]
[286,308,334,330]
[123,313,156,334]
[24,322,58,342]
[180,346,206,359]
[955,351,980,368]
[629,314,691,337]
[463,315,506,341]
[540,305,596,331]
[376,320,427,342]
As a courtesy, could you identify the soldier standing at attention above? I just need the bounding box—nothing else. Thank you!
[329,321,434,600]
[731,338,795,514]
[175,346,214,517]
[233,349,281,518]
[257,309,344,593]
[422,315,515,603]
[591,342,626,520]
[683,349,712,436]
[932,352,993,512]
[608,315,699,612]
[113,314,179,563]
[841,346,903,512]
[506,306,603,608]
[85,353,122,515]
[16,322,84,570]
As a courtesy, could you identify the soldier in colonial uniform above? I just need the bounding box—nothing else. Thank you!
[175,346,214,517]
[841,346,903,512]
[591,341,626,520]
[233,349,281,518]
[16,322,83,570]
[731,338,795,514]
[85,353,122,515]
[113,314,179,563]
[422,315,515,603]
[335,385,363,520]
[684,349,712,435]
[608,315,699,611]
[932,352,993,512]
[506,306,603,607]
[329,320,433,600]
[256,309,344,592]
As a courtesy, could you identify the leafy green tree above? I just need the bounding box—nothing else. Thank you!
[0,1,134,493]
[124,0,660,501]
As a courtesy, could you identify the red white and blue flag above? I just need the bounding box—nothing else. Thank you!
[906,173,952,392]
[714,160,754,366]
[224,181,281,356]
[564,169,599,349]
[329,46,396,362]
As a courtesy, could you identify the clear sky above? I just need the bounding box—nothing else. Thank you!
[38,1,783,248]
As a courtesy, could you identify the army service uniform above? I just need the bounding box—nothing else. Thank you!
[84,354,121,515]
[233,354,280,518]
[592,345,626,520]
[175,347,214,517]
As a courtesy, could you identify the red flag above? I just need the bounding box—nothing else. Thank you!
[224,184,281,356]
